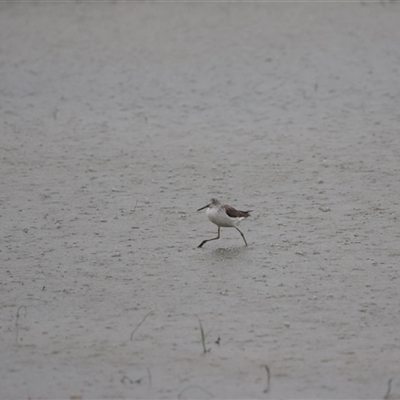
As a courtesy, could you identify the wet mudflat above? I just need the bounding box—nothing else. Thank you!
[1,2,400,398]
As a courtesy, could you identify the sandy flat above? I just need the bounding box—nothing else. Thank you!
[1,1,400,399]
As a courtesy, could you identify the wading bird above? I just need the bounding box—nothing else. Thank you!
[197,198,251,248]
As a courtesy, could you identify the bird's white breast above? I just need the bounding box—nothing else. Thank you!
[206,207,243,228]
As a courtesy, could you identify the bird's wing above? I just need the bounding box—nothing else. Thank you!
[224,205,251,218]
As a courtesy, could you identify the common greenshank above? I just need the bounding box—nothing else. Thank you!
[197,198,251,248]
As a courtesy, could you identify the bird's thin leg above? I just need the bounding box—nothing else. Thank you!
[235,227,248,246]
[198,227,220,248]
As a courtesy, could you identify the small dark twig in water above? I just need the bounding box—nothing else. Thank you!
[121,375,142,385]
[15,305,27,343]
[178,385,214,399]
[130,311,153,341]
[121,375,134,385]
[195,315,210,353]
[121,368,151,387]
[263,364,271,393]
[147,367,152,389]
[133,199,138,212]
[384,378,393,400]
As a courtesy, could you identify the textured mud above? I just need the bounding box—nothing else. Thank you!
[1,2,400,399]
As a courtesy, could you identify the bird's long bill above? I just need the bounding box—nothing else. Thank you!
[197,204,210,212]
